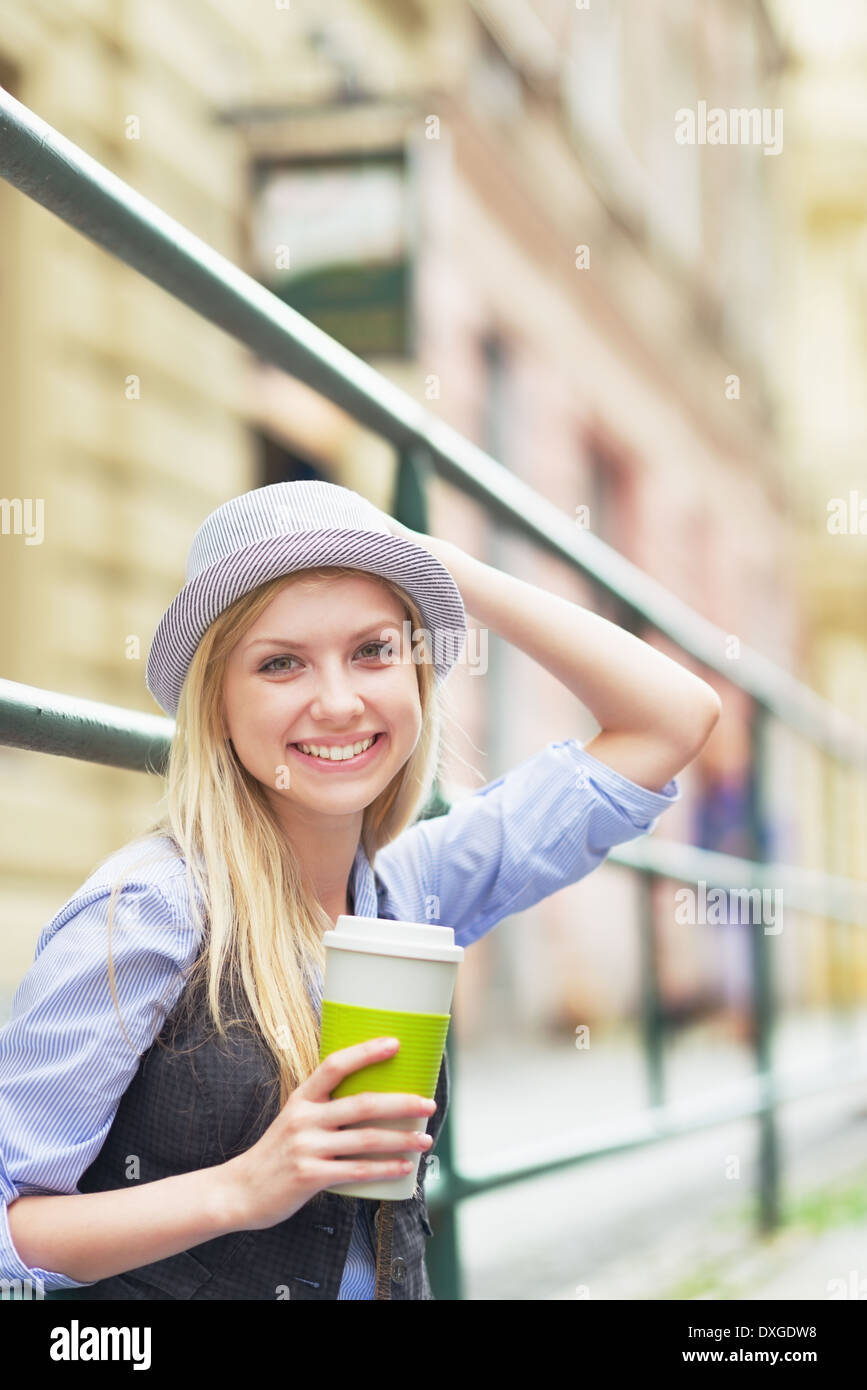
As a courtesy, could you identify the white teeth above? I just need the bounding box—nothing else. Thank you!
[297,735,376,760]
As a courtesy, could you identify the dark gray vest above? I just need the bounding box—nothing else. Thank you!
[68,971,447,1301]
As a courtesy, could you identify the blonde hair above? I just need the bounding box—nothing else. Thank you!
[100,565,457,1112]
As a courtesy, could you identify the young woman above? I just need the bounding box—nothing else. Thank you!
[0,479,720,1300]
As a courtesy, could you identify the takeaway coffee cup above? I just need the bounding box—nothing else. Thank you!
[318,914,464,1199]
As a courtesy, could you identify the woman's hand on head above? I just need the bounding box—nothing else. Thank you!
[383,514,460,573]
[383,514,426,546]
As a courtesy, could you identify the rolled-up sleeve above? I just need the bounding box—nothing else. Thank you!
[0,881,197,1291]
[373,738,681,948]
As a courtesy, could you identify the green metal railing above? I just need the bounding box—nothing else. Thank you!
[2,87,866,1301]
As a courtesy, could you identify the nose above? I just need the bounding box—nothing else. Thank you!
[308,659,365,724]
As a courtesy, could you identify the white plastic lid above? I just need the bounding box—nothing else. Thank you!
[322,914,464,963]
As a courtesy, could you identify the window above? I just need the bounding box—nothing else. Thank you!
[257,431,330,488]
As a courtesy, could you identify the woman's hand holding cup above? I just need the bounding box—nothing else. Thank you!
[219,1037,435,1232]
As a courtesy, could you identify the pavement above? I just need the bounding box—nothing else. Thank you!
[440,1008,867,1300]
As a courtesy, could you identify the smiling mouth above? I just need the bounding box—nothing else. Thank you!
[289,732,384,765]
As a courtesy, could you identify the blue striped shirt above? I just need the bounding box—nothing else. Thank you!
[0,738,680,1297]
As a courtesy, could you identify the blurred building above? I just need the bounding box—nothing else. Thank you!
[1,1,851,1050]
[764,0,867,949]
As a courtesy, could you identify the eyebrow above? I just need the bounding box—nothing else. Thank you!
[245,618,403,651]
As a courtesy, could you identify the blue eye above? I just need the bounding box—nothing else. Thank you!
[259,641,391,674]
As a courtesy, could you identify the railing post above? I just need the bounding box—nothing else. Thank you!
[392,446,449,825]
[392,444,431,534]
[391,446,462,1299]
[422,1037,463,1301]
[746,703,780,1231]
[638,875,666,1110]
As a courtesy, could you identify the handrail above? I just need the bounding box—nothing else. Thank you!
[1,86,864,764]
[0,678,172,775]
[433,1053,867,1201]
[2,675,865,927]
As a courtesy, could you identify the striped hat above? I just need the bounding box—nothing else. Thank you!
[146,479,467,718]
